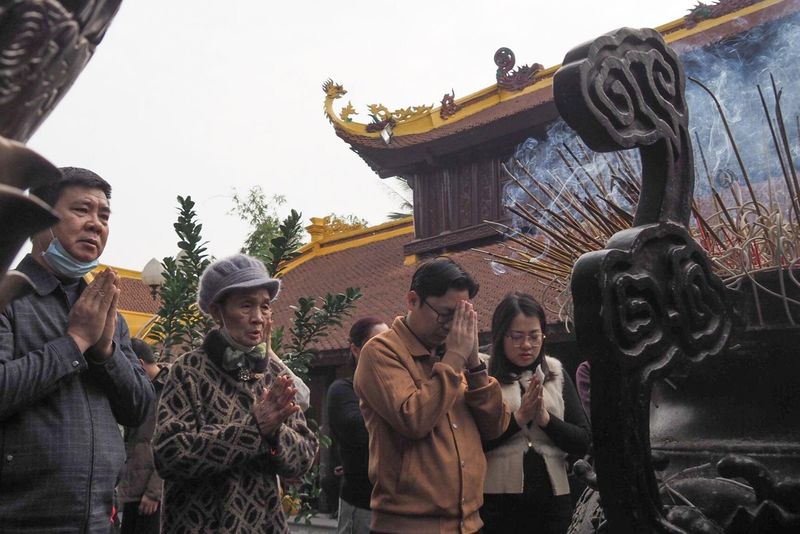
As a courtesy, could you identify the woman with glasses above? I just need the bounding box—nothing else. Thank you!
[480,292,590,534]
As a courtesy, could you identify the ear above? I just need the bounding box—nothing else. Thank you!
[209,302,223,325]
[406,290,419,312]
[349,342,360,361]
[138,358,146,368]
[30,228,52,254]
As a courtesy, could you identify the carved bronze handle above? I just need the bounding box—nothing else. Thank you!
[554,28,731,533]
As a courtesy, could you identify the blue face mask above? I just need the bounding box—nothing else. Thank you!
[41,237,99,279]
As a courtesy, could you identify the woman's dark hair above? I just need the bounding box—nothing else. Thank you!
[130,337,157,364]
[349,316,385,348]
[489,292,553,384]
[31,167,112,206]
[410,257,479,303]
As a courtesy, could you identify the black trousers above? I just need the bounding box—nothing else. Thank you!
[480,492,573,534]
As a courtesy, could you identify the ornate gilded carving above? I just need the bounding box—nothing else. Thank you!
[323,79,431,131]
[322,79,346,100]
[366,103,433,124]
[0,0,123,142]
[495,47,543,91]
[322,79,349,125]
[554,28,733,533]
[321,80,357,122]
[339,102,357,122]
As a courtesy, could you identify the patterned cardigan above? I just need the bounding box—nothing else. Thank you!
[153,330,318,533]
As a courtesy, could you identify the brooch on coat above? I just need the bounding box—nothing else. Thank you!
[222,343,267,382]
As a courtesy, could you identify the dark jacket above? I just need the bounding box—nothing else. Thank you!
[153,330,318,533]
[327,377,372,509]
[118,366,170,504]
[0,255,155,533]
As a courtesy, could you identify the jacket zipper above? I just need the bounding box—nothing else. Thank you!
[81,377,95,534]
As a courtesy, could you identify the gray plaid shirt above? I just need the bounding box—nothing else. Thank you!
[0,255,154,533]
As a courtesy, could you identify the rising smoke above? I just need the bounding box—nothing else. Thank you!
[506,7,800,226]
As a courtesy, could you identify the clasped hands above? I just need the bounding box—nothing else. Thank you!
[253,317,299,438]
[441,300,480,372]
[253,374,299,439]
[515,375,550,428]
[66,268,120,361]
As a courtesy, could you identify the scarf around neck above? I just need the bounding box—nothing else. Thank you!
[216,328,267,381]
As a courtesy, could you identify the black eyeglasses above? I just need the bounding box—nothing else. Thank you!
[423,300,456,324]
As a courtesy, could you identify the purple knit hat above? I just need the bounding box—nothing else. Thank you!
[197,254,280,314]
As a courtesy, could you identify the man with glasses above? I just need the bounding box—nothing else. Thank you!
[354,258,510,533]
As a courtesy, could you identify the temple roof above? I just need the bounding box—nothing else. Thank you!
[88,220,568,357]
[324,0,797,177]
[273,217,564,357]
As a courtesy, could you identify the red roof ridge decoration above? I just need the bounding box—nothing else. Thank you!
[683,0,764,28]
[494,47,545,92]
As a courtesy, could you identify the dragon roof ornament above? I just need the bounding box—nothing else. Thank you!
[323,78,432,134]
[495,47,544,91]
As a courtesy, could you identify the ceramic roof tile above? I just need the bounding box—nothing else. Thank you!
[117,277,159,314]
[270,234,561,353]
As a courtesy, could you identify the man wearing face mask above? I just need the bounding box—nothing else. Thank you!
[0,167,154,533]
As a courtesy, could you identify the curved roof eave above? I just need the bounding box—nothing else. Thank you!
[324,0,795,175]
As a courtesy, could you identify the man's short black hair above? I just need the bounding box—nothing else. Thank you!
[410,257,479,303]
[30,167,112,207]
[130,338,157,364]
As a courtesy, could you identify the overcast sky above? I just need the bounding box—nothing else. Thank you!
[26,0,698,270]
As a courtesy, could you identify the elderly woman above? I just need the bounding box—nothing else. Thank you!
[153,254,318,533]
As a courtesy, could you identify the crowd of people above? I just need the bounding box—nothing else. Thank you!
[0,167,593,533]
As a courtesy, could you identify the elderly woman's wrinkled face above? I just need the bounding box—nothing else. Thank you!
[211,287,273,347]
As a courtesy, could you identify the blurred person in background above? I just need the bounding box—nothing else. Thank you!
[327,317,388,534]
[118,338,169,534]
